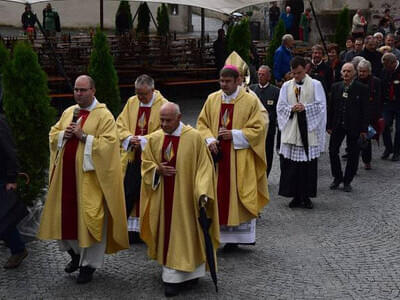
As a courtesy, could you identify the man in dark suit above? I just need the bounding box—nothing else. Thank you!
[310,44,332,92]
[327,63,369,192]
[357,59,382,169]
[360,36,383,78]
[250,65,280,177]
[381,53,400,161]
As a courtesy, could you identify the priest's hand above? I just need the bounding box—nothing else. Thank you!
[327,129,332,135]
[157,162,176,177]
[71,123,84,140]
[130,136,141,148]
[64,124,74,139]
[218,129,233,140]
[208,140,219,155]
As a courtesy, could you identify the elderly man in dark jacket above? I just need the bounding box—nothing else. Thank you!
[357,59,382,170]
[381,53,400,161]
[0,94,28,269]
[327,63,369,192]
[250,65,280,177]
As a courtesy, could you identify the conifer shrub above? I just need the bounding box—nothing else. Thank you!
[334,7,351,50]
[227,18,252,63]
[266,19,286,70]
[88,29,121,117]
[2,41,56,205]
[157,3,169,37]
[137,2,151,35]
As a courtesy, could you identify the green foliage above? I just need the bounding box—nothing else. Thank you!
[157,3,169,36]
[137,2,151,35]
[0,41,10,73]
[88,28,121,117]
[334,6,351,50]
[227,18,252,64]
[2,42,56,205]
[115,0,133,33]
[266,19,286,70]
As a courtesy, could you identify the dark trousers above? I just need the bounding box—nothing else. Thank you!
[329,126,360,184]
[266,125,276,177]
[382,103,400,155]
[2,227,25,255]
[279,156,318,199]
[269,20,278,39]
[361,139,372,164]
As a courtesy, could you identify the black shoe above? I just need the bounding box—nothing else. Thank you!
[129,231,144,244]
[64,249,80,273]
[381,149,392,160]
[392,154,400,161]
[329,179,342,190]
[182,278,199,288]
[76,266,96,284]
[288,197,302,208]
[164,282,181,297]
[303,198,314,209]
[222,243,239,252]
[343,184,352,192]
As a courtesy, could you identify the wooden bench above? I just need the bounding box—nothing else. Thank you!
[50,93,74,99]
[160,79,219,86]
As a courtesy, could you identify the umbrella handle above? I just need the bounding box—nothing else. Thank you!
[18,172,30,185]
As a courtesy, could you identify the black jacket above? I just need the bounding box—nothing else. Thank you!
[358,76,383,123]
[310,61,332,92]
[381,64,400,104]
[0,114,19,184]
[249,83,280,127]
[327,80,369,136]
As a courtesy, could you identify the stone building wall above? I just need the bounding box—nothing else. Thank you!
[0,1,190,32]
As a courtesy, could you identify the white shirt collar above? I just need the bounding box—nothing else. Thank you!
[259,82,270,89]
[139,92,155,107]
[167,122,184,136]
[80,97,97,111]
[312,59,322,66]
[222,86,240,103]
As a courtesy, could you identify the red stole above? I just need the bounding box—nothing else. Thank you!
[217,103,234,225]
[161,135,180,265]
[133,106,151,216]
[61,110,90,240]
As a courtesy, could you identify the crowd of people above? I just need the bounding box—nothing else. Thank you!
[1,3,399,299]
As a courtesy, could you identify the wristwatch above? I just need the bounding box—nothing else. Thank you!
[81,133,87,143]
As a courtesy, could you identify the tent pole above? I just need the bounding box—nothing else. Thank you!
[201,8,205,48]
[100,0,104,30]
[309,0,327,54]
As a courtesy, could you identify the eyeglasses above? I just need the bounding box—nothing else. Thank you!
[74,88,91,93]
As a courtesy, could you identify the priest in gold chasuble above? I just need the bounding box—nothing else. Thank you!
[116,75,168,235]
[140,103,219,297]
[38,76,129,284]
[197,66,269,250]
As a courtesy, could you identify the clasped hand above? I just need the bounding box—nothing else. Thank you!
[291,103,305,112]
[157,162,176,177]
[130,136,141,149]
[64,122,83,140]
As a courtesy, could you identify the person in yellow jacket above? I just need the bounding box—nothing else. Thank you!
[140,102,219,297]
[197,65,269,251]
[116,75,168,240]
[38,75,129,284]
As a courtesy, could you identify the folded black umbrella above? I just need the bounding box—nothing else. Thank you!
[198,205,218,292]
[123,152,142,217]
[297,110,309,159]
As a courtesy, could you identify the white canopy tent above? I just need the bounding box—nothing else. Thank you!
[0,0,273,15]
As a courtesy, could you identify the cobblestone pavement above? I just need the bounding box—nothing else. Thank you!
[1,96,400,299]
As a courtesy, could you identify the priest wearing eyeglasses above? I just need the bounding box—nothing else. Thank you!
[38,75,129,284]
